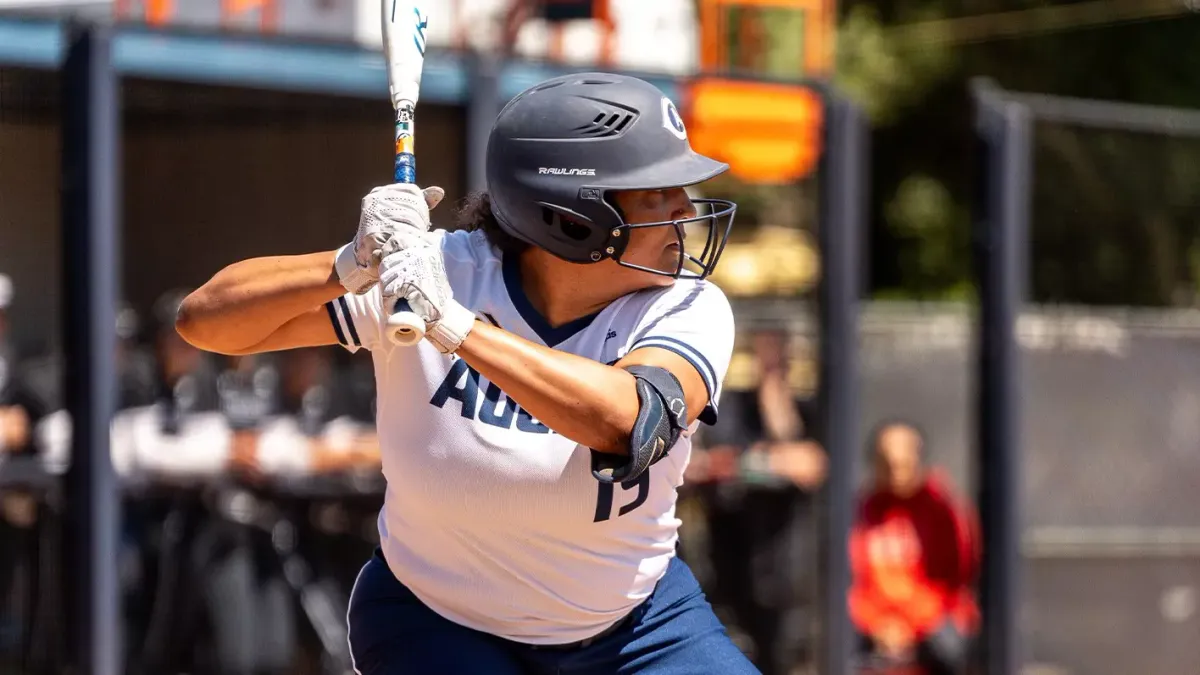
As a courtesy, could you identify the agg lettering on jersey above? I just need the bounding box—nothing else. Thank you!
[430,359,550,434]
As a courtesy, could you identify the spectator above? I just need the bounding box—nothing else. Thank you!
[0,272,34,669]
[116,302,159,414]
[850,421,980,675]
[0,288,170,672]
[687,328,825,675]
[0,274,31,457]
[256,347,378,475]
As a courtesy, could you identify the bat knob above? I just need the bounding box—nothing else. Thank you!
[386,311,426,346]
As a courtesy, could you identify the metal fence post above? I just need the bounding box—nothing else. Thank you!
[816,91,867,675]
[61,22,121,675]
[972,83,1031,675]
[465,51,500,193]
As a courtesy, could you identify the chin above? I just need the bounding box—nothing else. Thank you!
[643,274,676,290]
[616,265,676,293]
[643,258,681,286]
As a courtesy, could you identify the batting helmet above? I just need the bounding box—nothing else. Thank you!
[485,73,737,279]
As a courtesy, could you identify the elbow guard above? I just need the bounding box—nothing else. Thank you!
[591,365,688,485]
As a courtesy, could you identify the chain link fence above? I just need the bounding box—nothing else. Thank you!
[743,299,1200,675]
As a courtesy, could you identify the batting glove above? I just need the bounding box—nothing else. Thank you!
[336,184,445,295]
[379,245,476,354]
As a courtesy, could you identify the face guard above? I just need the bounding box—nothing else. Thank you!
[611,198,737,280]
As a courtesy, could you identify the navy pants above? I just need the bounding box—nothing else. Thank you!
[348,550,760,675]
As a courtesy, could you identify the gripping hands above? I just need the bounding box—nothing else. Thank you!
[335,183,445,295]
[338,182,474,353]
[379,245,476,354]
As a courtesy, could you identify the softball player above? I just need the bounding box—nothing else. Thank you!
[178,73,757,674]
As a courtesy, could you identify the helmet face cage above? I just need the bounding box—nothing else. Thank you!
[611,198,737,280]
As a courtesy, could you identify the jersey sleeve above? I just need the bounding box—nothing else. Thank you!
[627,281,735,425]
[324,285,385,353]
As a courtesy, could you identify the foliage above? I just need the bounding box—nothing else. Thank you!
[834,3,953,125]
[828,1,1200,306]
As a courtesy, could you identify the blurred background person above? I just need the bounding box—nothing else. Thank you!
[0,273,15,417]
[252,346,381,671]
[850,421,980,675]
[0,273,32,459]
[190,346,380,674]
[0,273,66,672]
[0,271,36,669]
[686,328,826,675]
[257,347,378,476]
[113,289,228,674]
[0,282,161,672]
[164,348,295,675]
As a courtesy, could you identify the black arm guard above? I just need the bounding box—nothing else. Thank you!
[591,365,688,485]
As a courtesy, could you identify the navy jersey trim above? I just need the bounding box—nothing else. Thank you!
[502,254,600,347]
[325,301,349,347]
[336,296,362,347]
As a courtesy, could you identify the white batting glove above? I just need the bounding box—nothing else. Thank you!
[379,245,476,354]
[336,184,445,295]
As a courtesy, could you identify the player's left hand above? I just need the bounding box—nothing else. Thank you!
[379,244,476,354]
[336,184,445,295]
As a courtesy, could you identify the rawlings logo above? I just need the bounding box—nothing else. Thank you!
[539,167,597,176]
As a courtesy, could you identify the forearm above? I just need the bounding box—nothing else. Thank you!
[177,251,342,353]
[456,322,639,454]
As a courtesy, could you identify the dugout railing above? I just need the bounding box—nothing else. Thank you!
[974,79,1200,675]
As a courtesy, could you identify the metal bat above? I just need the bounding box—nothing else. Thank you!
[382,0,430,346]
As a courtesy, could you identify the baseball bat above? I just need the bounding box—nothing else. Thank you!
[382,0,430,346]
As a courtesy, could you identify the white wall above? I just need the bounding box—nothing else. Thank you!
[0,0,700,75]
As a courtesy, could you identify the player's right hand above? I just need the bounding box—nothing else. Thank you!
[336,183,445,295]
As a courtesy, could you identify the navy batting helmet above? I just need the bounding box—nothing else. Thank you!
[485,73,737,279]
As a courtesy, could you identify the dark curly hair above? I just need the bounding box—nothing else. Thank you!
[456,191,530,258]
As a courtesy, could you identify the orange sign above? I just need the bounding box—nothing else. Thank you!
[682,78,824,184]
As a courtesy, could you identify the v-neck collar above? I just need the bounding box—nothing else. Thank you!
[502,254,602,347]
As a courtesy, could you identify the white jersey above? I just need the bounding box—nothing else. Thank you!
[326,229,734,644]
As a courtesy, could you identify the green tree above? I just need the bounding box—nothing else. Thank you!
[835,1,1200,305]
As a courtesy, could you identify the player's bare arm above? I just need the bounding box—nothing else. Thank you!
[456,321,711,455]
[175,251,343,354]
[177,185,444,355]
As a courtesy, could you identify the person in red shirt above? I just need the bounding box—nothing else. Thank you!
[850,421,980,675]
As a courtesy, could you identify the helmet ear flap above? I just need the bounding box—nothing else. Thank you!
[534,200,628,263]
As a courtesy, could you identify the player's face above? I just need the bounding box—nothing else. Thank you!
[611,188,697,284]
